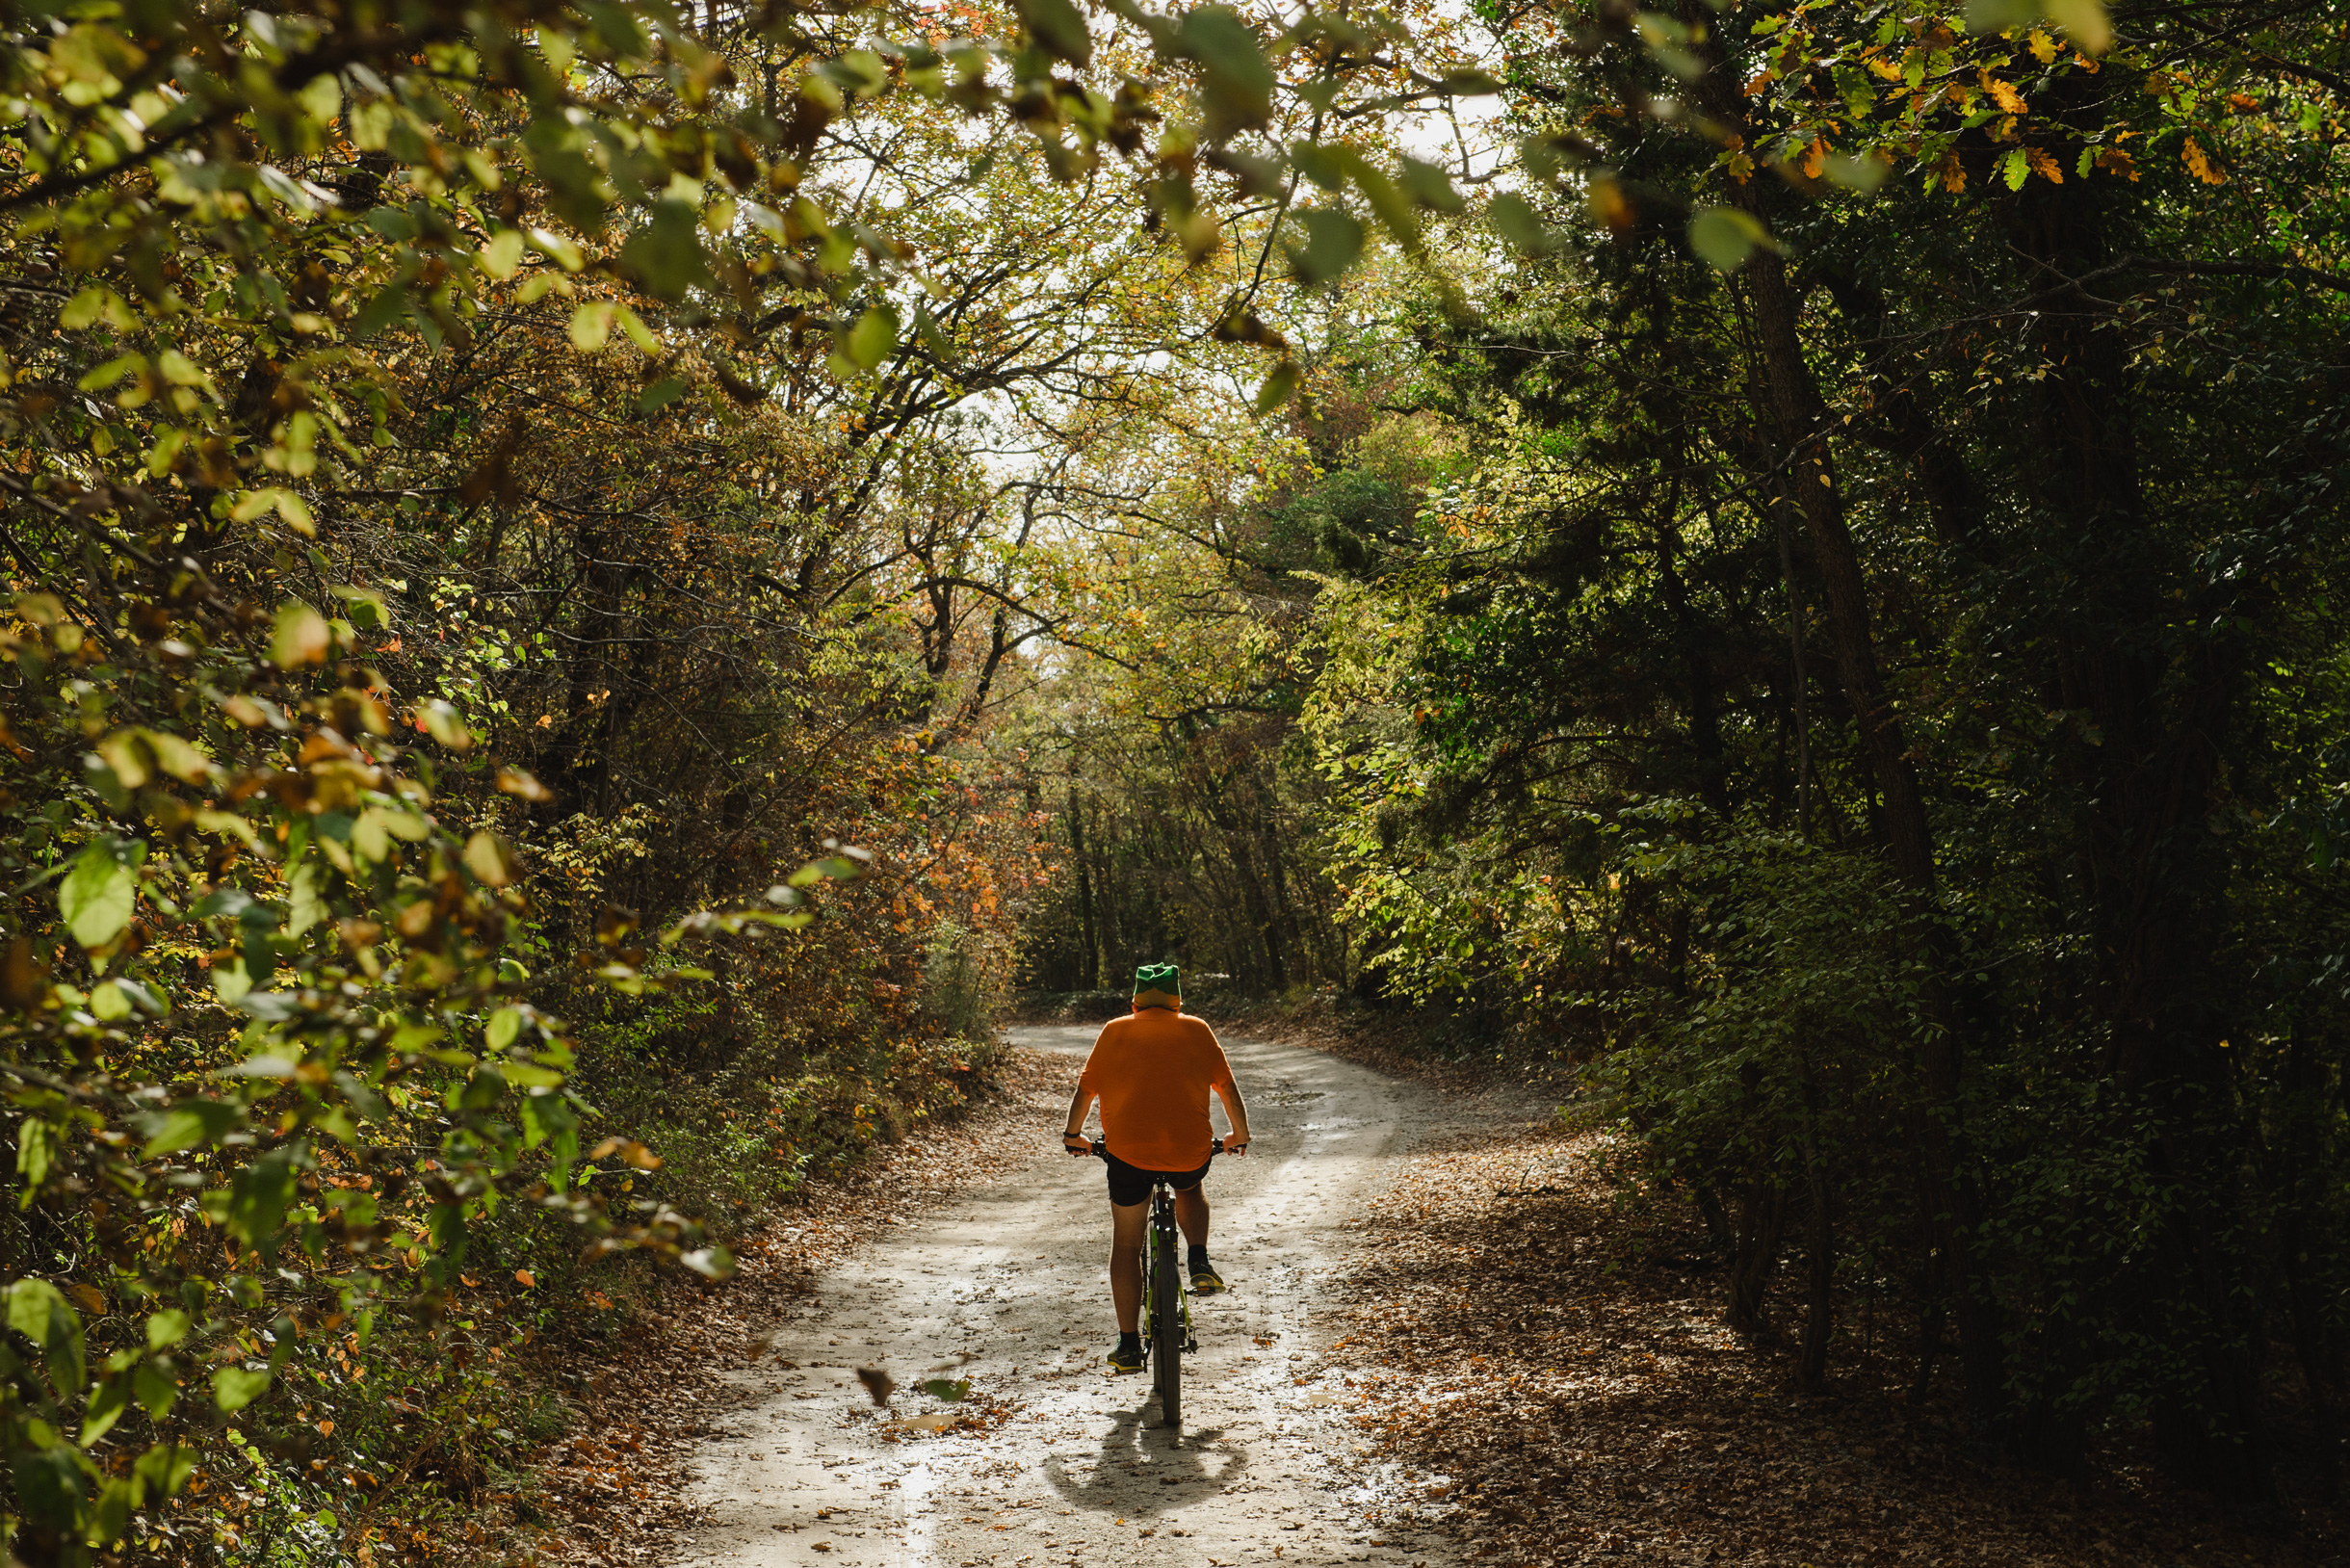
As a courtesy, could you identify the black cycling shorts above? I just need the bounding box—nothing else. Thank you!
[1103,1147,1213,1209]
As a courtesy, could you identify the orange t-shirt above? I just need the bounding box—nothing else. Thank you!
[1080,1007,1236,1171]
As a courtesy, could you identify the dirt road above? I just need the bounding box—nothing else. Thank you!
[656,1024,1472,1568]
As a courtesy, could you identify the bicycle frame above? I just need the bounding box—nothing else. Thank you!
[1077,1135,1221,1432]
[1141,1183,1198,1354]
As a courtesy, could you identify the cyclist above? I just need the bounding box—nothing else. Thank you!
[1060,962,1252,1372]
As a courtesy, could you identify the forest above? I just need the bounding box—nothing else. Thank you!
[1,0,2346,1557]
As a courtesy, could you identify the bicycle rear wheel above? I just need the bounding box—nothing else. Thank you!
[1152,1232,1183,1430]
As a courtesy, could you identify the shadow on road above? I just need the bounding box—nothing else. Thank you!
[1039,1399,1250,1518]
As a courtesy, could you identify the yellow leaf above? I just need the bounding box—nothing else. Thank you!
[481,228,525,279]
[464,830,518,887]
[271,602,329,667]
[569,301,614,352]
[496,767,553,802]
[2181,136,2226,184]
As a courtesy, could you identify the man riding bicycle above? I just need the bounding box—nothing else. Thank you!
[1060,963,1252,1372]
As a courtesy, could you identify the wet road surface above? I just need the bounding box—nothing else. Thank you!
[660,1025,1463,1568]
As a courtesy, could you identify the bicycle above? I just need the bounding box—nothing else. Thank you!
[1071,1135,1225,1433]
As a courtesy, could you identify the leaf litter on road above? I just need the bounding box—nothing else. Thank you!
[521,1048,1070,1565]
[1312,1119,2345,1568]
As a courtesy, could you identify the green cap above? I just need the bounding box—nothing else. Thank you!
[1134,962,1181,998]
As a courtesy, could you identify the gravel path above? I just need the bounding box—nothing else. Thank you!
[656,1024,1484,1568]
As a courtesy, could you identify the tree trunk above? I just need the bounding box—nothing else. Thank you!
[2279,1032,2342,1491]
[1728,1179,1789,1336]
[1794,1060,1836,1391]
[1068,783,1098,990]
[1734,234,2002,1436]
[2000,144,2271,1503]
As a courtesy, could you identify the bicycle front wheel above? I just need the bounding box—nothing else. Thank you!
[1153,1235,1183,1430]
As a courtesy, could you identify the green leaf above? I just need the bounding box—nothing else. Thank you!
[1014,0,1092,64]
[60,840,139,949]
[1686,206,1773,272]
[614,305,659,353]
[7,1279,86,1397]
[466,830,519,887]
[81,1374,129,1447]
[212,1366,272,1413]
[569,301,615,352]
[680,1245,735,1279]
[842,304,900,373]
[213,961,254,1006]
[221,1147,299,1254]
[638,377,689,414]
[1488,193,1555,255]
[1284,208,1363,286]
[578,0,648,56]
[13,1118,55,1214]
[271,601,329,666]
[530,228,586,272]
[1823,152,1891,193]
[1998,147,2029,191]
[787,854,864,888]
[481,228,526,280]
[298,70,341,125]
[142,1099,245,1160]
[1965,0,2037,32]
[287,858,326,936]
[133,1440,196,1496]
[351,280,415,339]
[920,1377,972,1400]
[619,200,712,301]
[420,698,475,750]
[820,50,888,98]
[1398,156,1465,213]
[77,353,143,391]
[1254,360,1300,413]
[144,729,216,784]
[1177,8,1274,139]
[13,1444,88,1530]
[2043,0,2112,51]
[61,287,133,331]
[145,1308,191,1351]
[134,1362,177,1420]
[520,1088,576,1153]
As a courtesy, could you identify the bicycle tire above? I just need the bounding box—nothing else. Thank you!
[1153,1231,1183,1430]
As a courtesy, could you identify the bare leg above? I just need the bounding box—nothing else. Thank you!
[1109,1200,1148,1332]
[1173,1185,1210,1249]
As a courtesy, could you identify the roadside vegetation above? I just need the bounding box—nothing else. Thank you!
[4,0,2347,1559]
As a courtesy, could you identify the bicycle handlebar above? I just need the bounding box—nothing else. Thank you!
[1062,1137,1240,1158]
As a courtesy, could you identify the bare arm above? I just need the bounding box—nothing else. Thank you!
[1061,1085,1096,1150]
[1215,1081,1251,1154]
